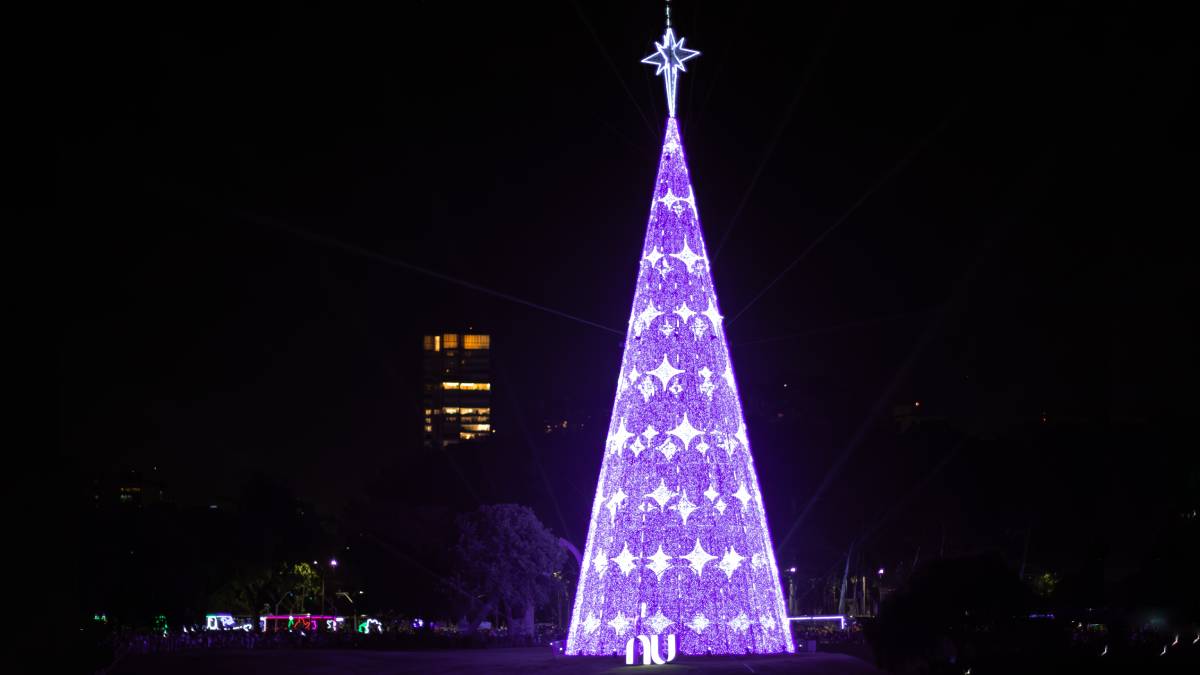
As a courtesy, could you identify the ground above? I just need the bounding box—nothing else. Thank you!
[110,647,884,674]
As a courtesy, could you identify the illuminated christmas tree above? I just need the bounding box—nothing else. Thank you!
[566,21,794,656]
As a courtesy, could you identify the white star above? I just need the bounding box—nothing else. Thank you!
[751,552,768,570]
[645,608,673,634]
[642,424,659,442]
[670,490,698,525]
[668,380,684,396]
[701,298,723,334]
[680,538,716,576]
[607,418,633,455]
[722,367,736,393]
[647,354,684,390]
[698,380,716,399]
[718,547,746,579]
[727,611,751,632]
[627,366,640,385]
[629,437,645,457]
[714,497,727,515]
[606,489,627,525]
[695,439,710,454]
[645,479,677,509]
[733,483,753,510]
[669,235,707,273]
[760,614,777,631]
[734,421,750,449]
[607,610,633,637]
[592,549,609,576]
[657,258,672,279]
[659,320,675,337]
[674,302,696,324]
[645,545,672,580]
[613,543,638,576]
[640,28,700,118]
[690,317,708,339]
[633,301,663,337]
[643,246,664,267]
[657,438,680,461]
[582,612,601,635]
[659,186,698,219]
[703,484,719,502]
[685,613,711,634]
[697,366,713,380]
[637,377,656,402]
[668,413,705,451]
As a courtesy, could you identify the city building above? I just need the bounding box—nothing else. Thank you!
[422,331,493,449]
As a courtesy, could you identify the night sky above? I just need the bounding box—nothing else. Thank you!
[60,1,1194,584]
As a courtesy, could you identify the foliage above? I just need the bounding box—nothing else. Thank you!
[1032,570,1060,597]
[449,504,564,635]
[209,561,323,615]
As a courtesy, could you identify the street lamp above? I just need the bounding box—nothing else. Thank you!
[322,559,338,614]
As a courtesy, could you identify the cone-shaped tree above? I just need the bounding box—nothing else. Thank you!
[566,117,794,655]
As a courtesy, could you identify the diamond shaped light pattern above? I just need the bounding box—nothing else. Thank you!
[566,118,794,655]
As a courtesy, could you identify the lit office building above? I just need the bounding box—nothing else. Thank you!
[422,331,492,448]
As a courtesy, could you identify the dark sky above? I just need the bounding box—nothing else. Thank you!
[60,1,1194,579]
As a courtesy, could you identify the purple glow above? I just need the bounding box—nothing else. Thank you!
[565,118,793,656]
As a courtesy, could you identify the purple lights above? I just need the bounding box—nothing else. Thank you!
[565,118,793,656]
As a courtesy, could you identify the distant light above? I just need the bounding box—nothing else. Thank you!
[789,615,846,630]
[312,561,318,565]
[330,559,338,567]
[877,567,885,575]
[783,383,788,388]
[788,567,797,573]
[209,505,218,509]
[914,401,920,407]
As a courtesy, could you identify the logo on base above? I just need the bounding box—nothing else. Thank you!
[625,633,677,665]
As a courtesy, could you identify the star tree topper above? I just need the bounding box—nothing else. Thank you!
[641,27,699,118]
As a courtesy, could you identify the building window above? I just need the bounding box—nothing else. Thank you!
[423,425,432,433]
[443,333,459,349]
[434,335,441,351]
[463,334,491,350]
[423,335,434,350]
[462,424,491,432]
[441,382,490,391]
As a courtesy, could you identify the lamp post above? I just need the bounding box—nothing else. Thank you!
[321,559,338,615]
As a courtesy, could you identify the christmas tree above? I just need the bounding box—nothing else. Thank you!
[566,24,794,656]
